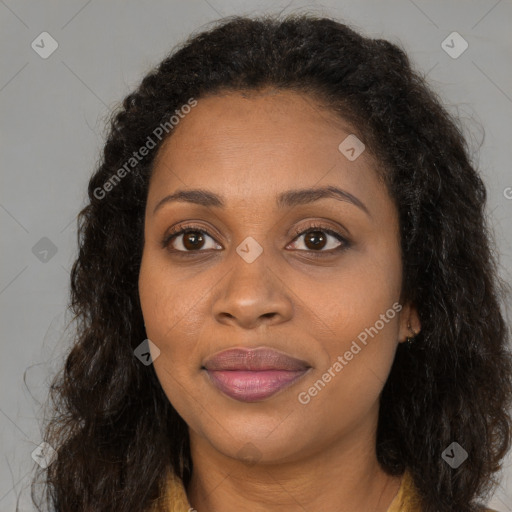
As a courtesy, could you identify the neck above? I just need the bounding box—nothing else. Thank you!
[186,416,402,512]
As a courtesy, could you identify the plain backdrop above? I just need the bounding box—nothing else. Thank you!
[1,0,511,510]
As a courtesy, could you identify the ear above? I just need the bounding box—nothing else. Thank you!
[398,302,421,343]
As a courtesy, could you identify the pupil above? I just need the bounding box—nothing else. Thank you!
[306,231,326,250]
[184,232,204,250]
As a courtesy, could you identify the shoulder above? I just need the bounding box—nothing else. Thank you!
[388,470,500,512]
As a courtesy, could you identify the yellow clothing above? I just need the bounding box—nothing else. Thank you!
[387,470,422,512]
[151,469,497,511]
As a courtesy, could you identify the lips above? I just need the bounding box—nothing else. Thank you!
[202,347,311,402]
[203,347,310,372]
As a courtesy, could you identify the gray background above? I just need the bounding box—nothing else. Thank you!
[1,0,511,510]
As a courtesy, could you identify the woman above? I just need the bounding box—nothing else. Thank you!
[34,14,512,512]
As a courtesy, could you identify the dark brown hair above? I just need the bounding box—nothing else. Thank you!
[32,13,512,512]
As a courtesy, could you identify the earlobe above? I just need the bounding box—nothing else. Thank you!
[398,303,421,344]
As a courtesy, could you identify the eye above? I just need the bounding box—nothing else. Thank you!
[162,226,221,252]
[288,224,349,253]
[161,222,350,255]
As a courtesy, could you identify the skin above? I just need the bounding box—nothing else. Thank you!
[138,89,421,512]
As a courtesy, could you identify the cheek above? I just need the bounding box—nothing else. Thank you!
[138,255,206,408]
[139,252,198,342]
[294,306,400,444]
[320,290,401,363]
[297,247,402,411]
[303,303,400,401]
[301,253,402,357]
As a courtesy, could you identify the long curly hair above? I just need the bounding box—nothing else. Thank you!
[32,13,512,512]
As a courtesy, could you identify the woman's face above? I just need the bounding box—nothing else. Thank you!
[138,89,419,464]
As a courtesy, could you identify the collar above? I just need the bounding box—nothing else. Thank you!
[151,468,424,511]
[387,470,423,511]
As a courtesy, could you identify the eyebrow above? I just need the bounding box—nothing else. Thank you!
[152,185,370,217]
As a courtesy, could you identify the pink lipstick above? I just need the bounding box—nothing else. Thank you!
[203,347,311,402]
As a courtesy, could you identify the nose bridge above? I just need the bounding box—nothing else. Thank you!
[212,245,293,328]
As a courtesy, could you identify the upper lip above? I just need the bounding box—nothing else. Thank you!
[203,347,311,371]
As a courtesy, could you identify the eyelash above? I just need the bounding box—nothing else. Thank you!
[161,222,350,257]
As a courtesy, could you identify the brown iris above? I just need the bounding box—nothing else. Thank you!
[183,231,205,250]
[304,231,327,250]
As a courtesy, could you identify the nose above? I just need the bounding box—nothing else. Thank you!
[212,255,293,329]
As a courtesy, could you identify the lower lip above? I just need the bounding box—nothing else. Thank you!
[204,369,309,402]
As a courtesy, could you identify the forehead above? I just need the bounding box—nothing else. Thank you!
[148,90,385,210]
[156,89,353,157]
